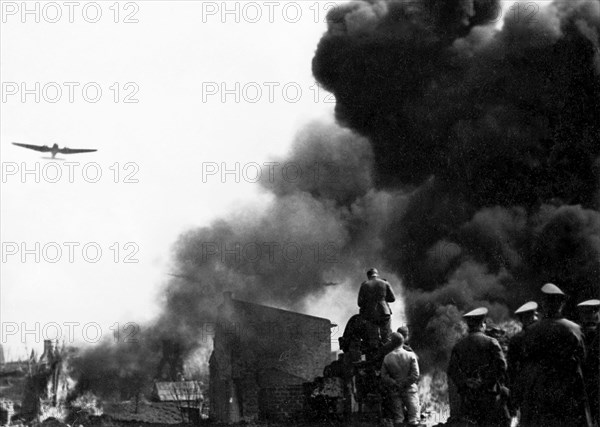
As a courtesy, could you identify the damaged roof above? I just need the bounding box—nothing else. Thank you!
[153,381,203,402]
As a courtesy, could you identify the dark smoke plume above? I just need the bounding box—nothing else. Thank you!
[75,0,600,393]
[313,0,600,368]
[159,122,411,342]
[314,0,600,202]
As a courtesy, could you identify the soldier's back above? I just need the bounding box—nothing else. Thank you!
[506,330,528,411]
[358,278,393,319]
[448,332,509,427]
[519,317,591,427]
[452,332,500,382]
[583,326,599,425]
[523,318,584,368]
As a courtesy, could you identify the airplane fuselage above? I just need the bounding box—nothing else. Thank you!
[12,141,97,158]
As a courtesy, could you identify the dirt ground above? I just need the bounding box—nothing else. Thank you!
[66,416,437,427]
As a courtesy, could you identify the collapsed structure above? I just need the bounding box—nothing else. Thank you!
[209,292,334,423]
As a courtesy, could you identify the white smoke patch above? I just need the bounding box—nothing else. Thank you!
[183,345,212,380]
[496,0,557,31]
[302,282,357,351]
[344,0,390,35]
[389,274,408,331]
[501,1,563,48]
[453,23,498,55]
[302,271,406,351]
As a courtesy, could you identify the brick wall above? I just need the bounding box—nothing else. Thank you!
[258,385,305,421]
[240,375,259,420]
[211,296,332,423]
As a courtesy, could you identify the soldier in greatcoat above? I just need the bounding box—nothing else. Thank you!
[577,299,600,426]
[447,307,511,427]
[506,301,539,416]
[518,283,592,427]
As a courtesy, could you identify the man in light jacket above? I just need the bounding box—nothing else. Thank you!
[381,332,420,426]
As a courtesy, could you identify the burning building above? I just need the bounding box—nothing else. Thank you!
[209,292,334,423]
[155,340,184,382]
[22,340,71,422]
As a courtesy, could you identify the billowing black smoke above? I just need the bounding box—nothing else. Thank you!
[314,0,600,202]
[165,124,376,314]
[75,1,600,392]
[313,0,600,369]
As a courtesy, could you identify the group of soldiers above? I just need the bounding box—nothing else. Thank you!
[446,283,599,427]
[353,269,600,427]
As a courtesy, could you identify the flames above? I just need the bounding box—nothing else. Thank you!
[69,392,103,418]
[418,369,450,425]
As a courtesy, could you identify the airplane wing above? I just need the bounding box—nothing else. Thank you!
[59,147,98,154]
[12,142,51,152]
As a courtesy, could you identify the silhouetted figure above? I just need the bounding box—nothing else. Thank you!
[507,301,539,416]
[447,307,510,427]
[357,268,395,345]
[519,284,592,427]
[577,299,600,426]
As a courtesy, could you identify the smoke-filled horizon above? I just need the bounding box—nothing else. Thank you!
[73,0,600,396]
[71,121,413,397]
[312,0,600,369]
[158,121,411,347]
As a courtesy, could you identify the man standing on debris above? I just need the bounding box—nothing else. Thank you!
[358,268,395,345]
[447,307,510,427]
[518,284,592,427]
[381,332,420,426]
[577,299,600,426]
[506,301,539,417]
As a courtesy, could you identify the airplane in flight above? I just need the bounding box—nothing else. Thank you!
[12,142,97,159]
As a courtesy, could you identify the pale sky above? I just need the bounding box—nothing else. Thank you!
[0,0,339,359]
